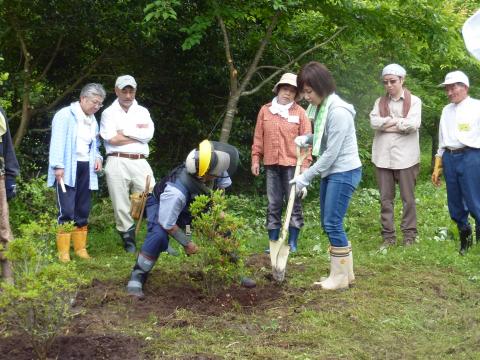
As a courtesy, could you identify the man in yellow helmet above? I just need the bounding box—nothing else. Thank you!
[127,140,249,297]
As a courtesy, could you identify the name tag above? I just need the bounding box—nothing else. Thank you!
[458,123,471,132]
[288,116,299,124]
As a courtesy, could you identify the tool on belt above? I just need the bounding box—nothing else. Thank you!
[131,175,151,237]
[269,146,308,282]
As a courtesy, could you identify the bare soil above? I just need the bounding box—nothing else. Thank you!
[0,254,290,359]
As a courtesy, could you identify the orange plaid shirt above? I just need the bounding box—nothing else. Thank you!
[251,102,312,168]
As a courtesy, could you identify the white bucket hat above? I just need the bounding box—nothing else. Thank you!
[272,73,298,94]
[462,9,480,61]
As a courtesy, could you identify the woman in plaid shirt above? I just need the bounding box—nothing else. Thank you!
[251,73,312,253]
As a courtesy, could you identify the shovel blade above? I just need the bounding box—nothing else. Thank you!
[269,240,282,270]
[274,241,290,282]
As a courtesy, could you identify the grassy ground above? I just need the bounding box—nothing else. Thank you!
[67,174,480,360]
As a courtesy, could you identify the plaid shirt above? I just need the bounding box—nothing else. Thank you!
[251,102,312,167]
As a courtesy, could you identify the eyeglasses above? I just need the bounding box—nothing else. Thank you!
[382,79,398,85]
[87,98,104,108]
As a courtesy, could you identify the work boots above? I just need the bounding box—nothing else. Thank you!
[119,225,136,253]
[56,231,71,263]
[72,225,91,259]
[459,226,473,256]
[127,253,155,298]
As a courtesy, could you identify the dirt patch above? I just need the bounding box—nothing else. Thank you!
[75,274,286,323]
[0,334,146,360]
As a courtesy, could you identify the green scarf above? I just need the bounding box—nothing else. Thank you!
[306,94,333,156]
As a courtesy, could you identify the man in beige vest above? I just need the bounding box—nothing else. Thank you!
[369,64,422,248]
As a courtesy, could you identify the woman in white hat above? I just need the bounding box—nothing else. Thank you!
[251,73,312,253]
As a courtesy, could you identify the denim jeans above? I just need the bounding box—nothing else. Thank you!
[140,195,169,259]
[319,167,362,247]
[442,148,480,230]
[265,165,303,230]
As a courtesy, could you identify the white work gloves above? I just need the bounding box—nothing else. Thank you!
[289,174,309,199]
[294,135,310,148]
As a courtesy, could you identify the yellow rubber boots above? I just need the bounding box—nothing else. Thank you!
[72,225,91,259]
[56,231,71,263]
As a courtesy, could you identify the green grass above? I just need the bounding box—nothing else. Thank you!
[69,176,480,360]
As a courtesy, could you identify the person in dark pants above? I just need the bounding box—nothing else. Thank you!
[369,64,422,248]
[127,140,255,298]
[47,83,105,262]
[251,73,312,253]
[0,106,20,284]
[432,71,480,255]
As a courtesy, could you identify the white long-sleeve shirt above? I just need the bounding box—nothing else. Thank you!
[436,96,480,157]
[100,99,154,155]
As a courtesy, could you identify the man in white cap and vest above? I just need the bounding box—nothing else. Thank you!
[369,64,422,248]
[432,70,480,255]
[100,75,155,253]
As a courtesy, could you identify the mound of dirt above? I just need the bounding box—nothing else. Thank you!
[0,334,145,360]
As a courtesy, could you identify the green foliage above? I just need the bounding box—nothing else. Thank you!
[190,190,247,295]
[0,220,86,360]
[8,176,57,232]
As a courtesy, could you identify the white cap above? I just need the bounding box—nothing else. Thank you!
[439,71,470,87]
[115,75,137,89]
[382,64,406,77]
[462,9,480,61]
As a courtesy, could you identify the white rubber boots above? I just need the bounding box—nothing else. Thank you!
[314,244,353,290]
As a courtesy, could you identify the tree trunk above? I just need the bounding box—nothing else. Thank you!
[219,92,241,143]
[13,83,32,148]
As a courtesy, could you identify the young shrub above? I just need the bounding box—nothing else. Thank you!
[0,220,86,360]
[190,190,248,296]
[8,176,57,231]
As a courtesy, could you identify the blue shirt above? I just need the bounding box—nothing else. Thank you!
[47,102,102,189]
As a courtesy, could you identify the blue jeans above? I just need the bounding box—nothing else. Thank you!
[320,167,362,247]
[140,195,169,259]
[442,148,480,230]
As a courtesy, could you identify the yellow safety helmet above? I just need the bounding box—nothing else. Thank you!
[185,140,239,178]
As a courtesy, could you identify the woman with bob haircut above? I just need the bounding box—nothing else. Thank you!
[290,62,362,290]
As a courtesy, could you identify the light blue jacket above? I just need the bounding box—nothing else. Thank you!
[47,102,102,190]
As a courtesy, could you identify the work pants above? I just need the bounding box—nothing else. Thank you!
[265,165,303,230]
[105,156,154,233]
[140,195,169,259]
[375,164,419,242]
[442,148,480,231]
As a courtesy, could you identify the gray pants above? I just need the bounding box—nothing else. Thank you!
[375,164,419,241]
[265,165,303,230]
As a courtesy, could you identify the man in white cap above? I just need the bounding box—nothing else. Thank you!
[369,64,422,248]
[432,71,480,255]
[100,75,155,253]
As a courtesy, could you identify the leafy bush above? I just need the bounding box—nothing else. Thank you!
[8,176,57,232]
[0,220,86,360]
[190,190,248,295]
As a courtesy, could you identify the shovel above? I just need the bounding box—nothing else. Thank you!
[270,146,308,282]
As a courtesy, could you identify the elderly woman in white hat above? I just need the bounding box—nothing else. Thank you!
[251,73,312,253]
